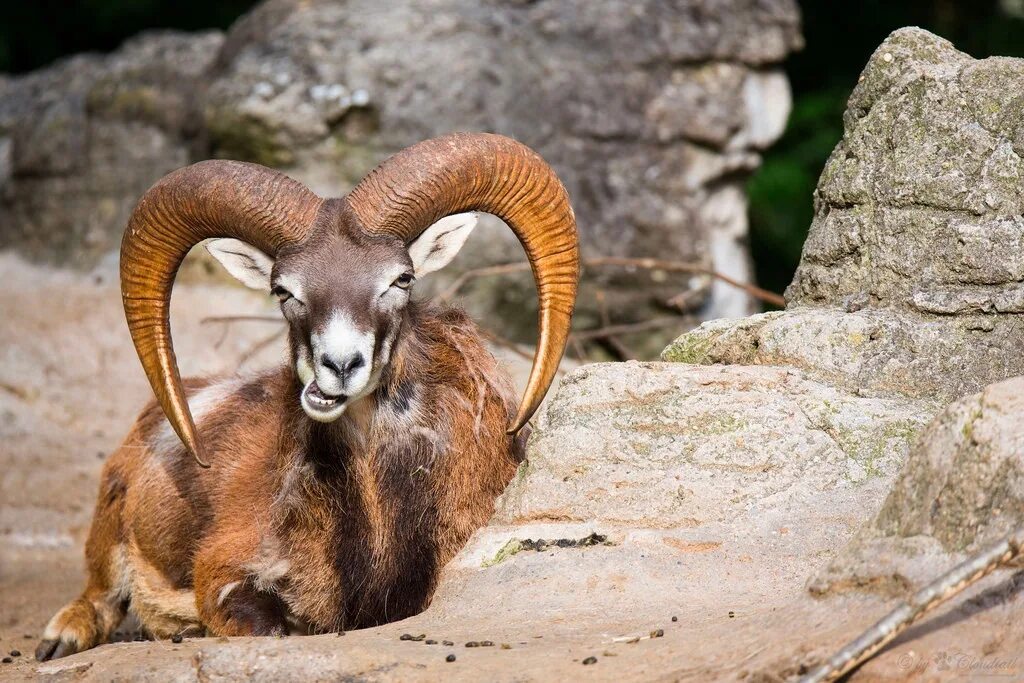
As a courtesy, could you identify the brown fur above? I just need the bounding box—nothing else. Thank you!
[37,303,524,658]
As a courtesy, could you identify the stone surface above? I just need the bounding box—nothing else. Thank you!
[812,377,1024,597]
[663,308,1024,405]
[0,31,223,267]
[0,0,803,352]
[4,336,1020,681]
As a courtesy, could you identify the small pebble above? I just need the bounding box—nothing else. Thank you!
[480,640,494,647]
[582,656,597,665]
[465,641,479,647]
[446,654,456,662]
[671,616,678,622]
[171,635,183,644]
[442,640,454,646]
[336,631,345,637]
[9,650,21,657]
[2,658,11,664]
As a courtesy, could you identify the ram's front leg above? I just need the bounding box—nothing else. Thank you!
[193,530,288,637]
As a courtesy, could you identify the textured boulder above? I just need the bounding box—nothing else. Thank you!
[663,308,1024,405]
[0,31,223,267]
[788,28,1024,310]
[657,27,1024,657]
[812,377,1024,596]
[665,28,1024,405]
[203,0,800,335]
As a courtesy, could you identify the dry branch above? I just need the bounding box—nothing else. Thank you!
[437,256,786,308]
[570,317,686,342]
[800,524,1024,683]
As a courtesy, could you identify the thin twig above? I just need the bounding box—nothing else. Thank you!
[569,317,685,342]
[237,329,287,367]
[594,289,636,361]
[201,314,283,324]
[800,525,1024,683]
[437,257,786,308]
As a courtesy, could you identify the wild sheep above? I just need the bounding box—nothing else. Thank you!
[35,132,578,660]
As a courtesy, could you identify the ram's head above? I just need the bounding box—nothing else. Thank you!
[120,133,579,466]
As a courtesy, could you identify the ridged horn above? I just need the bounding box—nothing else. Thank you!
[346,132,579,434]
[120,160,323,467]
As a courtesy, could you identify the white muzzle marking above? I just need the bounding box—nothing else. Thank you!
[300,312,377,422]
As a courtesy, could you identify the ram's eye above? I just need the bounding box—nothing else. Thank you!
[271,285,293,303]
[392,272,415,290]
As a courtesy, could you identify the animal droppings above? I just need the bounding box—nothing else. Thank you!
[9,651,20,657]
[443,640,454,646]
[425,639,437,645]
[728,611,735,618]
[465,641,480,647]
[519,532,610,553]
[170,635,183,644]
[651,629,664,638]
[480,640,494,647]
[446,654,457,662]
[671,616,678,622]
[400,633,413,641]
[1,658,11,664]
[582,656,598,665]
[501,643,512,649]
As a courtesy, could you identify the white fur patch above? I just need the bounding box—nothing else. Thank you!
[150,378,241,456]
[244,537,291,592]
[311,312,374,397]
[217,581,241,607]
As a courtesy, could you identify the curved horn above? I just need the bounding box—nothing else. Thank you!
[346,132,579,433]
[121,160,323,466]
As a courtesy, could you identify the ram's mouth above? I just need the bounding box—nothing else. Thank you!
[301,381,347,421]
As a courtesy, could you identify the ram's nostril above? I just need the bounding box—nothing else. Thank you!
[343,353,365,374]
[321,354,342,376]
[321,353,365,379]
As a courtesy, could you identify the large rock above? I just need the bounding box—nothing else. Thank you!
[0,31,223,267]
[0,0,803,351]
[788,28,1024,310]
[204,0,800,338]
[665,28,1024,405]
[14,358,1022,681]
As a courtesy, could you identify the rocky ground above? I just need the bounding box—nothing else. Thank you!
[3,25,1024,683]
[0,258,1021,681]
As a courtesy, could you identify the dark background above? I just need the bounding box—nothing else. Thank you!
[2,0,1023,296]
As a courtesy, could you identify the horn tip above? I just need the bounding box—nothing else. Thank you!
[190,447,212,469]
[506,412,532,435]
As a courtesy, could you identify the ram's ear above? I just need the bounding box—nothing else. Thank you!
[407,212,478,277]
[205,238,275,291]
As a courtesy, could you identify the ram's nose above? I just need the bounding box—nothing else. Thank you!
[320,352,365,383]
